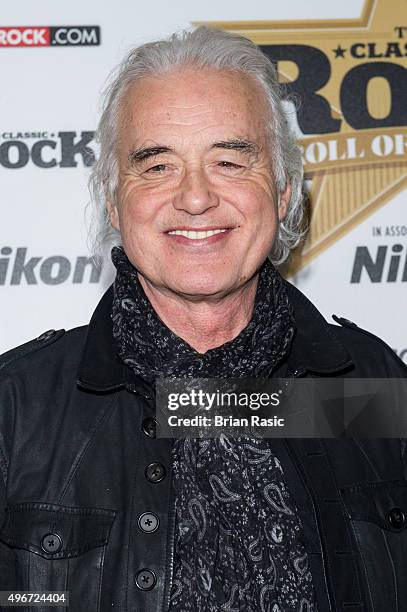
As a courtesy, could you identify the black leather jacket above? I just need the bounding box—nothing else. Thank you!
[1,282,406,612]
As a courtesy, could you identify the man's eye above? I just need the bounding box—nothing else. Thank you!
[145,164,167,173]
[218,161,243,169]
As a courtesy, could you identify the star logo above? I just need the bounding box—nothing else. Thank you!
[197,0,407,274]
[333,45,347,58]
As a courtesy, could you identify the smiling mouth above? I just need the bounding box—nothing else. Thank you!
[167,228,229,240]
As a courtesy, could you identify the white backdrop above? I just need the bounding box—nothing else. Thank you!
[1,0,406,365]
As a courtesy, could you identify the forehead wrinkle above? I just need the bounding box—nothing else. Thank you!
[153,111,235,126]
[164,102,214,111]
[144,119,246,143]
[153,102,248,121]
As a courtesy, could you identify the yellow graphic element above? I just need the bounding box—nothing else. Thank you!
[301,128,407,173]
[197,0,407,273]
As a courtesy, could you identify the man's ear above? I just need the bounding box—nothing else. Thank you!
[277,181,291,221]
[106,200,120,231]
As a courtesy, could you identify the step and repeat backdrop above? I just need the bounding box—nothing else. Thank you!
[1,0,406,363]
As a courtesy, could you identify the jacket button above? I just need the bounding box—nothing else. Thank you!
[36,329,56,342]
[41,533,62,554]
[388,507,406,529]
[142,417,157,438]
[135,568,156,591]
[138,512,159,533]
[145,462,166,483]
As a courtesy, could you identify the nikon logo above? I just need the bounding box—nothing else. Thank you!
[0,247,101,285]
[351,244,407,283]
[0,131,95,169]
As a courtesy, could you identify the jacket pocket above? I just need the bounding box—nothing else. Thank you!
[0,502,116,612]
[340,480,407,612]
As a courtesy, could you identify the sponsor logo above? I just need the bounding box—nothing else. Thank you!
[351,243,407,283]
[0,26,100,47]
[0,247,102,285]
[0,131,95,168]
[351,222,407,283]
[372,224,407,237]
[202,0,407,273]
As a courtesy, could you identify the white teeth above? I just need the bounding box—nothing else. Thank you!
[167,228,228,239]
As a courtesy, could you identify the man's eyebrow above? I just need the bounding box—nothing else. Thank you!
[211,139,260,154]
[127,140,259,166]
[128,146,173,165]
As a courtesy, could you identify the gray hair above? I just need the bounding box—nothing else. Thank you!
[88,26,305,265]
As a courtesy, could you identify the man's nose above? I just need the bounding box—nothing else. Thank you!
[173,167,219,214]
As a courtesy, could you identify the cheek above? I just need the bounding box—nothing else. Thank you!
[116,205,146,257]
[118,177,157,223]
[118,194,157,233]
[238,191,279,255]
[117,197,168,265]
[239,187,278,229]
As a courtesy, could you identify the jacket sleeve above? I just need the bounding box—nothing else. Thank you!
[0,364,9,530]
[0,342,28,531]
[0,463,5,530]
[401,440,407,482]
[0,369,11,531]
[0,331,65,531]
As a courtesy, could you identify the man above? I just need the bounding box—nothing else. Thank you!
[0,26,406,612]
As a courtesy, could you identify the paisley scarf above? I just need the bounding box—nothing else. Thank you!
[111,246,316,612]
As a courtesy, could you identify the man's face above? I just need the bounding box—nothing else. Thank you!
[109,67,290,299]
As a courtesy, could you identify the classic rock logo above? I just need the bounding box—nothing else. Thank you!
[0,131,95,168]
[0,26,100,47]
[202,0,407,273]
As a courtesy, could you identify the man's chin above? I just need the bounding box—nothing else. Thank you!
[168,278,237,301]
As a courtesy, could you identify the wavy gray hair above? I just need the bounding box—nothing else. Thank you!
[88,26,305,265]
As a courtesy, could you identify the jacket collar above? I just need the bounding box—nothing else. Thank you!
[285,282,352,375]
[77,285,128,392]
[77,280,353,392]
